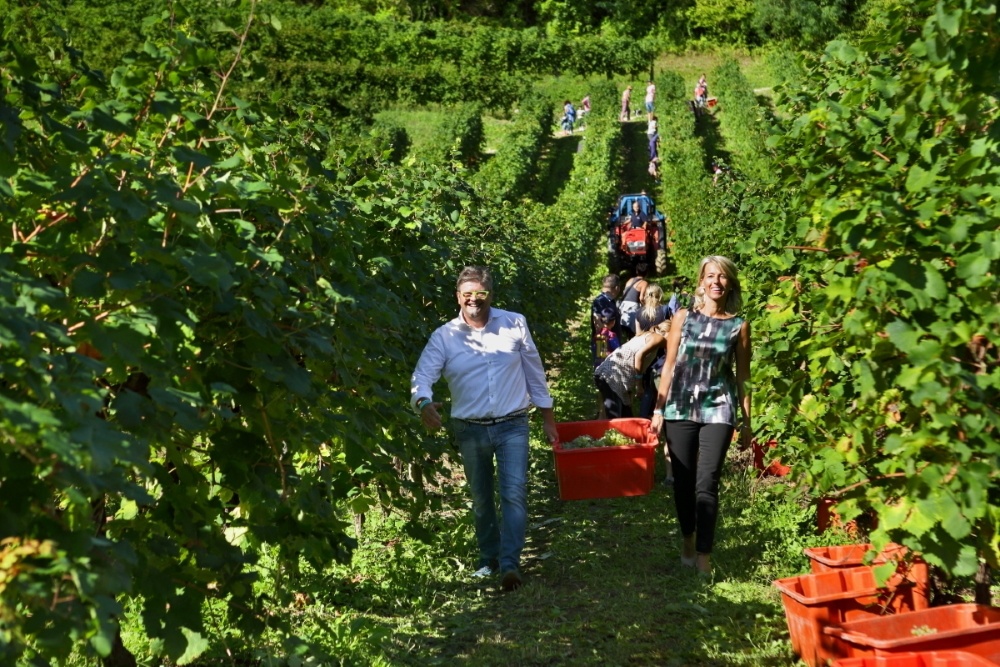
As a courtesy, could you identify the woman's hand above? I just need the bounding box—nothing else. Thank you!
[738,424,751,451]
[649,412,663,435]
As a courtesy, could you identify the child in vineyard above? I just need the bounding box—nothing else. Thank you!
[561,100,576,135]
[650,256,751,577]
[592,308,621,368]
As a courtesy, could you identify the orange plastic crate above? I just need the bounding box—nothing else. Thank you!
[774,566,926,667]
[552,418,657,500]
[832,650,998,666]
[805,544,930,611]
[825,604,1000,663]
[806,544,908,573]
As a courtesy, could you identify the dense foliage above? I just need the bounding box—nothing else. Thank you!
[473,94,553,203]
[0,1,653,115]
[748,0,1000,578]
[0,12,606,663]
[654,72,722,280]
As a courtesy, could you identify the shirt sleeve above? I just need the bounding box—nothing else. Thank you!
[517,315,554,409]
[410,328,445,410]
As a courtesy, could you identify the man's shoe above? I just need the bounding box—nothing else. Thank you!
[471,565,496,579]
[500,569,523,591]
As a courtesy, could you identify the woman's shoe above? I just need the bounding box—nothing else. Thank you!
[695,553,712,577]
[681,534,696,567]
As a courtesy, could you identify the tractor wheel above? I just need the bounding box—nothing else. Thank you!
[655,249,668,275]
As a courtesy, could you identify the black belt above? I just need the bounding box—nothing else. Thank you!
[459,408,530,425]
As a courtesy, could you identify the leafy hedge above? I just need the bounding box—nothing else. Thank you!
[654,71,719,280]
[426,103,485,168]
[473,94,554,203]
[711,57,777,184]
[749,0,1000,582]
[0,19,581,664]
[522,80,622,333]
[0,2,653,114]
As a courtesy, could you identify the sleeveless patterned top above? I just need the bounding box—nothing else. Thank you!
[662,310,744,425]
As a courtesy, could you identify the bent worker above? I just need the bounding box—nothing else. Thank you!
[411,266,558,592]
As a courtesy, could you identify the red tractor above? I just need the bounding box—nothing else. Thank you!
[607,193,668,274]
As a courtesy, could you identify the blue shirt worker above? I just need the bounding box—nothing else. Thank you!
[411,266,558,592]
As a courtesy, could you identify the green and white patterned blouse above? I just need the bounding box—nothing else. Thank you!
[662,310,744,426]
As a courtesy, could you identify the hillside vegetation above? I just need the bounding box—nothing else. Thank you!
[0,0,997,665]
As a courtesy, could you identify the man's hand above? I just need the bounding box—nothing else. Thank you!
[539,407,559,444]
[420,402,444,431]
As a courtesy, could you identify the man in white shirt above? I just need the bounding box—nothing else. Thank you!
[411,266,558,591]
[645,81,656,117]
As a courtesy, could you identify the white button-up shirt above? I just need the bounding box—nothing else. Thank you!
[410,307,553,420]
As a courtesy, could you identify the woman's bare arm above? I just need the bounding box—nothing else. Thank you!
[649,309,686,433]
[735,319,752,450]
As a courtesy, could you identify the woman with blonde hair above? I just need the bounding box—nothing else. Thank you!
[635,283,670,335]
[650,255,751,577]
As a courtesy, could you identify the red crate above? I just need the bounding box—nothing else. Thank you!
[805,544,929,610]
[552,418,657,500]
[774,566,926,667]
[825,604,1000,663]
[832,650,998,666]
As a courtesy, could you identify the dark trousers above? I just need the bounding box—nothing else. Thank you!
[665,420,734,554]
[595,376,633,419]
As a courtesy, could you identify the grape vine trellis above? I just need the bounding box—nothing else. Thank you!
[0,11,582,663]
[0,3,620,658]
[749,0,1000,582]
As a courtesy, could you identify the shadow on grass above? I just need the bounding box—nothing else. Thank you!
[620,120,656,195]
[534,133,583,206]
[695,110,731,173]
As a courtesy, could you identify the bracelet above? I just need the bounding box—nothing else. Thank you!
[416,398,431,412]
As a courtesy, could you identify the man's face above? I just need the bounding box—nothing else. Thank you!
[632,202,640,215]
[456,280,492,322]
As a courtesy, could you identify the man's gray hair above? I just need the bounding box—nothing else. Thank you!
[456,266,493,291]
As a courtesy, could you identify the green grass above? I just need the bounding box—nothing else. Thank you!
[375,106,448,156]
[373,106,512,159]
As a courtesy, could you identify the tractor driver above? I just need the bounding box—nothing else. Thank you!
[626,200,648,230]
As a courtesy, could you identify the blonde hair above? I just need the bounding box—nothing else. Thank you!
[692,255,742,314]
[640,283,664,322]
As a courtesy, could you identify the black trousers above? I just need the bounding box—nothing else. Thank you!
[595,376,633,419]
[664,420,734,554]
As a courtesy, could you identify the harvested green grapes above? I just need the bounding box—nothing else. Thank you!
[561,429,635,450]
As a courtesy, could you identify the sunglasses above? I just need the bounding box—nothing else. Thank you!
[459,290,490,299]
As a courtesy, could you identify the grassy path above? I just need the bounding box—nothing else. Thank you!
[534,132,585,206]
[620,118,658,196]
